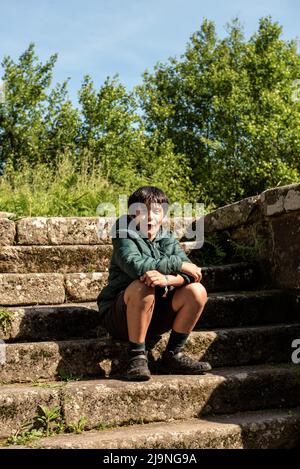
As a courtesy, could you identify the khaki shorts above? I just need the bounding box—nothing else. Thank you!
[99,285,178,341]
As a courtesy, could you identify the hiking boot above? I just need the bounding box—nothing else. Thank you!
[124,351,151,381]
[157,350,212,375]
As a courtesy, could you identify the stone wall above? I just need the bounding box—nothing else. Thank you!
[203,183,300,291]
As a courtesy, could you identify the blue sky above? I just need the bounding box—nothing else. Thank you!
[0,0,299,105]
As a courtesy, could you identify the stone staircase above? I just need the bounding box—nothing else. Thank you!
[0,209,300,449]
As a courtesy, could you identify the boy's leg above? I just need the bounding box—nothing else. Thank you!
[171,282,207,334]
[158,283,212,374]
[124,279,156,343]
[123,279,156,381]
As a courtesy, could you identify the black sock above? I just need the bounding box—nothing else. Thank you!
[166,330,189,353]
[128,341,146,356]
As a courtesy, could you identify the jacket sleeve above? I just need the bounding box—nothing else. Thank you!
[171,238,196,285]
[112,237,183,279]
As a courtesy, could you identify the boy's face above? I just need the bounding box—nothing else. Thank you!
[133,202,165,240]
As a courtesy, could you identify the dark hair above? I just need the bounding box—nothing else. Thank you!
[128,186,169,216]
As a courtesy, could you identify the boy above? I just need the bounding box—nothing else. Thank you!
[97,185,211,381]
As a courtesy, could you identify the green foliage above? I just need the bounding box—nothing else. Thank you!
[4,403,147,446]
[0,309,14,335]
[57,369,83,382]
[96,417,145,431]
[228,230,267,262]
[1,16,300,214]
[67,416,88,434]
[137,16,300,206]
[30,380,64,389]
[6,421,44,446]
[96,422,116,431]
[189,229,266,266]
[0,151,116,216]
[36,405,63,437]
[0,43,80,171]
[0,45,195,215]
[6,405,64,446]
[190,233,229,266]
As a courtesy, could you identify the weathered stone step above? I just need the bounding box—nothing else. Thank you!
[0,273,108,305]
[200,262,260,292]
[199,289,298,329]
[0,302,102,342]
[0,245,112,274]
[0,263,258,299]
[0,365,299,439]
[1,324,299,382]
[15,217,111,246]
[3,216,195,246]
[0,290,297,342]
[10,409,300,449]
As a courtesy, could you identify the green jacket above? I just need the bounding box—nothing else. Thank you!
[97,214,195,317]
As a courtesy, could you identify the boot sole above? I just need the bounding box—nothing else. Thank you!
[124,373,151,381]
[154,362,212,375]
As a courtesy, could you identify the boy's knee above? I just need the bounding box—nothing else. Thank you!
[124,279,155,304]
[184,282,208,307]
[194,283,208,305]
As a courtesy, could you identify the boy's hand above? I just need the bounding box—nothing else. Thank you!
[180,262,202,282]
[140,271,167,288]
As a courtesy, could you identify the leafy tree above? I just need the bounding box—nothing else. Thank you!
[78,74,145,185]
[1,16,300,215]
[0,43,80,172]
[137,16,300,206]
[0,45,195,215]
[77,74,195,201]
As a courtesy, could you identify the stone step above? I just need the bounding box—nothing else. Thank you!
[0,245,112,274]
[0,302,102,342]
[199,289,297,329]
[0,273,108,306]
[0,323,299,382]
[0,290,297,342]
[15,217,111,246]
[0,364,299,439]
[0,263,258,303]
[11,216,196,246]
[199,262,260,292]
[8,409,300,449]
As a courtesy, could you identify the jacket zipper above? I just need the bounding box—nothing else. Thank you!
[146,239,160,259]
